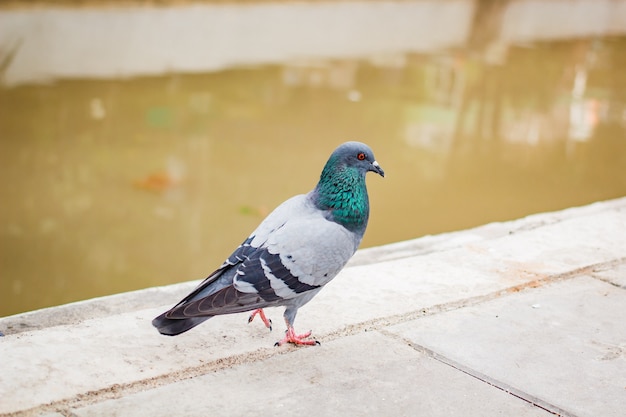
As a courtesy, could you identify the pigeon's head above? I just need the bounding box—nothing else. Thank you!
[315,141,384,231]
[328,141,385,178]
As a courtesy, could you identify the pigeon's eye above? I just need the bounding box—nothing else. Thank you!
[357,152,366,161]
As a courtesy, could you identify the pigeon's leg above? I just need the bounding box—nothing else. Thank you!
[275,326,320,346]
[275,324,319,346]
[248,308,272,331]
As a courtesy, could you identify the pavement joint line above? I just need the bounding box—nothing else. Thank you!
[377,328,579,417]
[589,257,626,289]
[4,257,621,417]
[590,274,626,290]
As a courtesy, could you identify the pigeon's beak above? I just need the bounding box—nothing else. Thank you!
[370,161,385,178]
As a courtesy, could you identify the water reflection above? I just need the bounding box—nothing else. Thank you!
[1,35,626,317]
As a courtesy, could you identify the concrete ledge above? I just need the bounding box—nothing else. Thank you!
[0,1,474,87]
[3,0,626,87]
[1,198,625,416]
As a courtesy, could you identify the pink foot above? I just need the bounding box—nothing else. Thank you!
[248,309,272,331]
[275,326,320,347]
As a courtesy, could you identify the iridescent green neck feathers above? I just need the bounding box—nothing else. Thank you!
[312,159,370,233]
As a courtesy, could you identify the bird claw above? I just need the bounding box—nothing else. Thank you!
[274,327,320,347]
[248,309,272,331]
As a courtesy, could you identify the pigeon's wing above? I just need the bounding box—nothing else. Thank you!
[163,194,310,307]
[164,198,359,318]
[158,240,253,315]
[161,194,312,318]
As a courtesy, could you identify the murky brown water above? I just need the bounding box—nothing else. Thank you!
[1,18,626,316]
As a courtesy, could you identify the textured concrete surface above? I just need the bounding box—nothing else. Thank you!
[72,332,552,417]
[388,276,626,417]
[1,197,625,417]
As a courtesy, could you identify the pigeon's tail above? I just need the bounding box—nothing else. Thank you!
[151,313,212,336]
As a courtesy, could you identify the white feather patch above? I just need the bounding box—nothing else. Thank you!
[234,278,257,294]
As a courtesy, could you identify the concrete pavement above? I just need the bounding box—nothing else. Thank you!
[1,198,625,417]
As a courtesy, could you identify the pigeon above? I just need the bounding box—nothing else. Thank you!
[152,141,384,346]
